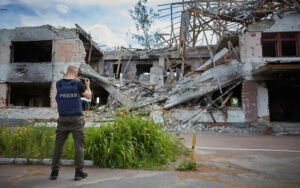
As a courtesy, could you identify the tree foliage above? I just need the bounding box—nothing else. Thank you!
[129,0,158,49]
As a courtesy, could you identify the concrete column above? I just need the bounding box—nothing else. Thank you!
[152,60,159,68]
[158,56,165,70]
[0,84,8,107]
[50,81,57,108]
[0,41,11,64]
[257,82,270,122]
[150,67,164,88]
[242,80,258,122]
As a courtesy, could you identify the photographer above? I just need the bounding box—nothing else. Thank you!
[50,65,91,181]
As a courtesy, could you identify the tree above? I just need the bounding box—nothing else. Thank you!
[129,0,158,49]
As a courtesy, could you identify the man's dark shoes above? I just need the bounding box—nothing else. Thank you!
[74,170,88,181]
[50,170,59,180]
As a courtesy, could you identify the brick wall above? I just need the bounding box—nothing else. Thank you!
[242,80,258,122]
[53,39,86,63]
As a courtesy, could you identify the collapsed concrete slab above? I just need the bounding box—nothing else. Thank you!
[79,63,127,104]
[164,60,243,109]
[196,48,230,71]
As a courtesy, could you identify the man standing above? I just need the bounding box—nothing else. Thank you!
[50,65,91,181]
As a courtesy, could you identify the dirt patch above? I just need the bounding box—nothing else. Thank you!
[176,171,258,188]
[194,152,237,163]
[174,152,261,188]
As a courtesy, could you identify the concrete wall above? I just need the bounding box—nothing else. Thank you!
[0,41,11,64]
[169,108,245,123]
[248,12,300,33]
[0,26,76,42]
[0,63,52,83]
[0,108,58,119]
[0,84,8,107]
[257,82,270,122]
[240,11,300,75]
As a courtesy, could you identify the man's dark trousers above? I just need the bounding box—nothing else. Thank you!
[52,116,85,171]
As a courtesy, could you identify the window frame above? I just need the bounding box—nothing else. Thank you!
[261,32,300,57]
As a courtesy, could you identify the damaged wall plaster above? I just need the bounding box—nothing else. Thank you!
[242,80,258,122]
[257,82,270,122]
[0,63,53,83]
[0,42,11,64]
[247,12,300,33]
[53,39,86,63]
[0,84,8,107]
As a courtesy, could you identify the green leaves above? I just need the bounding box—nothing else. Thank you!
[129,0,159,49]
[85,115,181,169]
[0,114,183,170]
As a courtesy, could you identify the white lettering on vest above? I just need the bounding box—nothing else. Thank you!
[59,93,78,99]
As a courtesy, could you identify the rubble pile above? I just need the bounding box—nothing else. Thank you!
[164,123,267,135]
[78,0,300,135]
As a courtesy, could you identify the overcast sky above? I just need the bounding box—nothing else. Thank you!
[0,0,174,48]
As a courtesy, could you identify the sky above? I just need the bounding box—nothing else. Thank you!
[0,0,173,49]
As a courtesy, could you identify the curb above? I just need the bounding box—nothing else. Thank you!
[0,158,94,166]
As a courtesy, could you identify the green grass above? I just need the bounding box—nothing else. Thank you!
[176,161,197,171]
[0,124,74,159]
[0,115,183,169]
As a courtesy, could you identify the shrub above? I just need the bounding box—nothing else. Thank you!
[85,115,181,169]
[0,116,183,169]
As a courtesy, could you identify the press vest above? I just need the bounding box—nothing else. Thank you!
[56,80,82,116]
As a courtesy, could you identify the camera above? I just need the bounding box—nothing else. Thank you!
[80,78,88,84]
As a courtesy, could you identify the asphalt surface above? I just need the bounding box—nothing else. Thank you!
[1,133,300,188]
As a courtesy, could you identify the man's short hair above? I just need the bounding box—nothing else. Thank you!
[66,66,78,74]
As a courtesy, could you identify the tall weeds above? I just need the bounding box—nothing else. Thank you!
[85,115,181,169]
[0,115,183,169]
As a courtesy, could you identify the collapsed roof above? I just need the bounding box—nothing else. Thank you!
[157,0,300,49]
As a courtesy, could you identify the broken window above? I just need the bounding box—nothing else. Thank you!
[113,64,122,78]
[80,83,109,111]
[136,64,152,77]
[91,86,109,106]
[261,32,300,57]
[262,41,277,57]
[77,32,102,73]
[8,83,51,107]
[211,85,242,108]
[11,41,52,62]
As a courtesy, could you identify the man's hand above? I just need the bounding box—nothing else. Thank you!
[82,78,92,100]
[85,78,90,87]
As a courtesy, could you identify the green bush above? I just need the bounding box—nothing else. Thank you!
[0,116,182,169]
[85,115,181,169]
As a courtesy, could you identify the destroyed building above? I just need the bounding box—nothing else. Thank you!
[151,0,300,128]
[0,25,110,120]
[1,0,300,132]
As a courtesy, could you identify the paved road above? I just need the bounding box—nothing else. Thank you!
[1,134,300,188]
